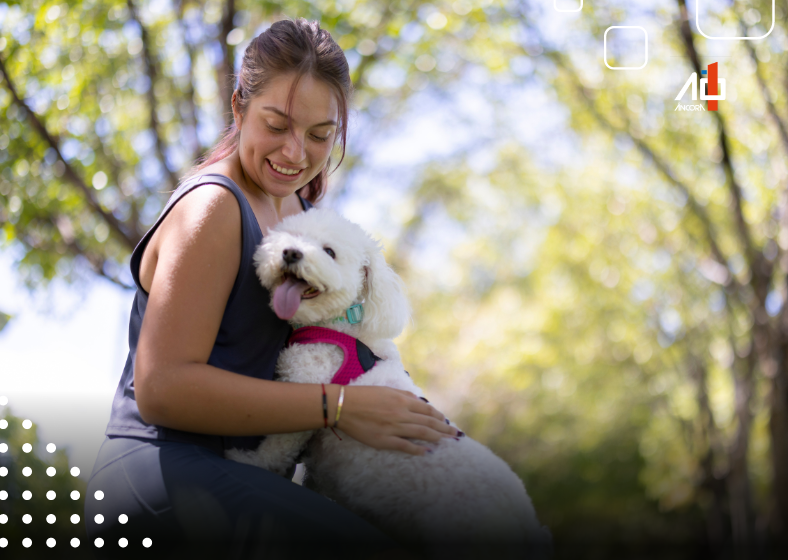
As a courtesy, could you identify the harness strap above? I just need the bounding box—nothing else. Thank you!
[287,326,381,385]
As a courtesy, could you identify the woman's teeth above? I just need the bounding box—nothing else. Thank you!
[269,160,303,175]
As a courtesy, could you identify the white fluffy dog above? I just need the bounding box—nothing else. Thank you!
[225,208,550,550]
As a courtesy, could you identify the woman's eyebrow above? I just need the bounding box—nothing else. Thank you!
[262,106,337,127]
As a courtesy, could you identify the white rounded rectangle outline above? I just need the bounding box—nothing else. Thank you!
[603,26,648,70]
[696,0,774,40]
[554,0,582,12]
[700,78,726,100]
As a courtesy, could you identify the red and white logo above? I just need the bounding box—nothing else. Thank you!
[675,62,725,112]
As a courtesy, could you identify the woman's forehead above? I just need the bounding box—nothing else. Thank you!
[252,73,339,126]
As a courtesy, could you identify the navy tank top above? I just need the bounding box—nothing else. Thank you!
[104,173,314,456]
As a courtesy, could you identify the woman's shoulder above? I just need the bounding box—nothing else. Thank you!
[157,181,242,250]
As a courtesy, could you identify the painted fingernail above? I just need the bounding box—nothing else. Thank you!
[452,437,460,441]
[457,431,465,437]
[419,397,430,403]
[445,418,450,425]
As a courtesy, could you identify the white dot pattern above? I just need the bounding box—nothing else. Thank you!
[0,398,158,551]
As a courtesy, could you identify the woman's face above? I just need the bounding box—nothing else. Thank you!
[233,72,339,199]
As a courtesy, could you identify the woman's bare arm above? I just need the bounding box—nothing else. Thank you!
[134,185,457,455]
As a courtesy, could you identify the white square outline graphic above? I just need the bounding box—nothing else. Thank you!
[696,0,774,40]
[604,26,648,70]
[554,0,582,12]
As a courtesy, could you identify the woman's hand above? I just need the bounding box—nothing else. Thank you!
[329,385,460,456]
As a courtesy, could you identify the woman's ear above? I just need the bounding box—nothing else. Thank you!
[360,239,411,340]
[232,90,243,130]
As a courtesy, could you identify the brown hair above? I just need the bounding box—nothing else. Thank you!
[184,18,353,204]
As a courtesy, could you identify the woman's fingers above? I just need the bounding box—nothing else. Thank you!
[384,435,432,456]
[396,421,458,444]
[338,387,459,455]
[404,397,458,437]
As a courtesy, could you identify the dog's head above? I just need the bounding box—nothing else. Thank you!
[254,208,411,340]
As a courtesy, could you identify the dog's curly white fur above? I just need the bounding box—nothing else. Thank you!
[225,208,550,547]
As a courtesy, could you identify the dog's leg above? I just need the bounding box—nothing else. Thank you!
[225,430,315,477]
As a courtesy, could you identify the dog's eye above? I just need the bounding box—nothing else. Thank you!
[324,247,336,259]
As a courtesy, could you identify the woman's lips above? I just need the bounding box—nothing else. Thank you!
[266,159,305,181]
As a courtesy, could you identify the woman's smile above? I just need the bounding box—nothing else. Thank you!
[266,158,306,181]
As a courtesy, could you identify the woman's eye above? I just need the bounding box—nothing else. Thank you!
[267,124,285,133]
[312,134,329,142]
[324,247,336,259]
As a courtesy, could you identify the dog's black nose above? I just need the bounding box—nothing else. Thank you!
[283,248,303,265]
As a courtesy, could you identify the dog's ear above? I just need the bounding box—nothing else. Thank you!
[360,239,411,340]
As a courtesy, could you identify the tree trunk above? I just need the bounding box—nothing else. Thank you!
[218,0,236,127]
[728,338,756,543]
[769,356,788,539]
[694,357,728,546]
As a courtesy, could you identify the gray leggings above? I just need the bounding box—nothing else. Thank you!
[84,436,399,559]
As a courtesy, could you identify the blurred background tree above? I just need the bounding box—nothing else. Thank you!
[2,0,788,556]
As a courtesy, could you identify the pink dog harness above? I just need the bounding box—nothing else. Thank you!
[287,326,383,385]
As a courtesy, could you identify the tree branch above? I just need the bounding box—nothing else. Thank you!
[218,0,236,127]
[126,0,180,189]
[17,213,134,290]
[676,0,766,302]
[551,52,742,295]
[741,36,788,157]
[176,0,203,165]
[0,53,138,251]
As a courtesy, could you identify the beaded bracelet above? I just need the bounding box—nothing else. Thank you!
[321,383,328,429]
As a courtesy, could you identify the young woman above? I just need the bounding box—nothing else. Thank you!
[84,18,458,558]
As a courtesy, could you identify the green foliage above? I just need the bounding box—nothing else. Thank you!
[0,0,511,289]
[2,0,787,550]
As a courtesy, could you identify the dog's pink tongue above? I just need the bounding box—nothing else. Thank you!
[273,276,309,320]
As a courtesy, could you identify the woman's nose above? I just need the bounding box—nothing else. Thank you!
[281,132,306,163]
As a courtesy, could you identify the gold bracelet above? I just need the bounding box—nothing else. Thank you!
[334,386,345,428]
